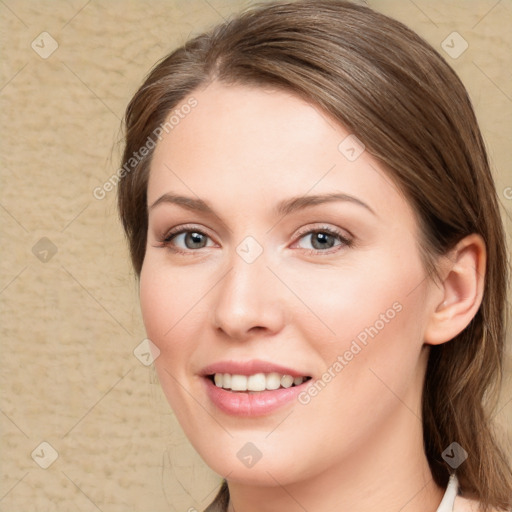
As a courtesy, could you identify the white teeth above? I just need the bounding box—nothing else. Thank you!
[266,372,281,390]
[222,373,231,389]
[247,373,266,391]
[280,375,294,388]
[212,372,308,391]
[230,374,247,391]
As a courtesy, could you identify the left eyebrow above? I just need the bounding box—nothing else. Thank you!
[275,193,377,217]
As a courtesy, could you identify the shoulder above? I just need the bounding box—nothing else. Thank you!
[453,496,507,512]
[453,495,479,512]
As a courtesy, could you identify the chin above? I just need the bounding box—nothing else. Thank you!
[189,434,316,488]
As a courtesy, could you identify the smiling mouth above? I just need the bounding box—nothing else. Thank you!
[207,373,312,392]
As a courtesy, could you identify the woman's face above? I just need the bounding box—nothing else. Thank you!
[141,82,439,486]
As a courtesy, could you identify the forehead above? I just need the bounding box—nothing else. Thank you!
[148,81,412,225]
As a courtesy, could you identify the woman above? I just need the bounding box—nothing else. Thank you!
[117,1,512,510]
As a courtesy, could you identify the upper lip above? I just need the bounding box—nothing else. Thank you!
[200,359,310,378]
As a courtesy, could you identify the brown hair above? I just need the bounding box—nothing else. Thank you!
[118,0,511,508]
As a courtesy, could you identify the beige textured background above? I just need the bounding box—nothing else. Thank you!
[0,1,511,511]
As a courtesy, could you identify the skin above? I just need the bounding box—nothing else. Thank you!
[140,81,486,512]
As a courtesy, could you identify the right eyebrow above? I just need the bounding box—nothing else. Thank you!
[149,193,214,214]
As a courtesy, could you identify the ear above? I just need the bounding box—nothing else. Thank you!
[424,234,486,346]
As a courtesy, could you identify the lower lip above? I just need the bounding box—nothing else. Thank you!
[203,377,310,417]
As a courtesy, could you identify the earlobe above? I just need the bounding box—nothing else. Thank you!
[424,234,486,346]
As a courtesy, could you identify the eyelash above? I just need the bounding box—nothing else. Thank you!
[158,224,353,256]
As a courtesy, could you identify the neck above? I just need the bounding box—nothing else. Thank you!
[226,389,444,512]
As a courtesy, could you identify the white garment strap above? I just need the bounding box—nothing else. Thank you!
[436,474,459,512]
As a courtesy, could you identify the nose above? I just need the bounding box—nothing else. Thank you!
[211,250,287,341]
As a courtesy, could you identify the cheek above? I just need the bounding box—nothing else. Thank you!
[139,265,171,345]
[303,264,428,429]
[284,247,424,350]
[139,259,207,389]
[140,259,201,346]
[289,245,428,405]
[139,261,203,419]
